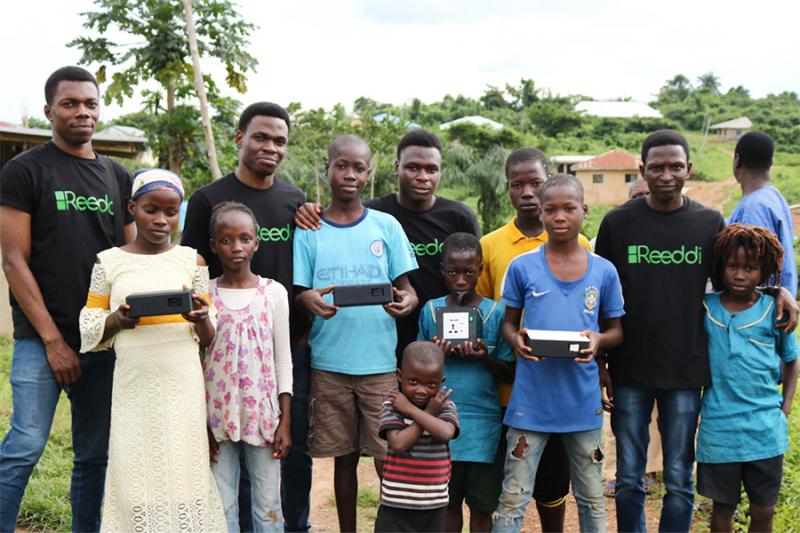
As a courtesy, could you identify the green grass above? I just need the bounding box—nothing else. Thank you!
[0,336,73,531]
[685,132,737,182]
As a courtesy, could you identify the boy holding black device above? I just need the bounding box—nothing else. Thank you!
[292,134,418,533]
[416,232,514,532]
[494,174,624,533]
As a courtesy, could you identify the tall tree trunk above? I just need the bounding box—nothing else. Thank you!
[182,0,222,181]
[166,82,182,174]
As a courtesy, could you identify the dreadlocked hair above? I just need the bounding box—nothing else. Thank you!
[208,201,258,238]
[711,223,784,291]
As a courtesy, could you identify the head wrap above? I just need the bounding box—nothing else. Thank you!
[131,168,185,201]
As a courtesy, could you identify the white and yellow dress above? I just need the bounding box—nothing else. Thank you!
[80,245,226,532]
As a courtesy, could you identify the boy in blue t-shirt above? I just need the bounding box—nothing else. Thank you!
[417,232,514,532]
[493,174,625,533]
[293,134,418,533]
[729,131,797,297]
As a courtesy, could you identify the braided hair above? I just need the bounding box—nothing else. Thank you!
[711,223,784,291]
[208,201,258,239]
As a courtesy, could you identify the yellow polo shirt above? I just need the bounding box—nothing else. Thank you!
[477,217,592,405]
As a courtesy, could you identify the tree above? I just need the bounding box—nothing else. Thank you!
[444,144,510,233]
[528,95,582,137]
[480,85,508,110]
[697,72,721,95]
[69,0,257,175]
[182,0,220,180]
[506,78,539,110]
[657,74,692,103]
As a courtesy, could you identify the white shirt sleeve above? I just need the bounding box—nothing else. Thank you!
[267,280,294,397]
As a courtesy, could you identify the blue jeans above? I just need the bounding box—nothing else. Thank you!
[612,386,700,533]
[493,427,606,533]
[0,339,114,533]
[213,441,283,533]
[280,345,312,532]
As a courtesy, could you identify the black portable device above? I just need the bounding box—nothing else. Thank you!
[524,329,590,358]
[333,283,393,307]
[126,289,194,318]
[435,305,483,345]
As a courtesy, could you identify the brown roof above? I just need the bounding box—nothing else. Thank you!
[571,150,640,171]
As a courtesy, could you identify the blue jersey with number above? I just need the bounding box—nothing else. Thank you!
[293,208,417,375]
[501,246,624,432]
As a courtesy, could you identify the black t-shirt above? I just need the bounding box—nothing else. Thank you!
[0,142,133,351]
[594,196,724,389]
[365,193,481,356]
[181,172,306,325]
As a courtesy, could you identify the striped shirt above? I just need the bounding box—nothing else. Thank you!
[378,400,459,510]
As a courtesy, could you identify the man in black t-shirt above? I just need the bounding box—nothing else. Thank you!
[0,66,134,532]
[181,102,309,532]
[595,130,796,533]
[295,129,481,359]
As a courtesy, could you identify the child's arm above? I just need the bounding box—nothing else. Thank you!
[502,306,538,361]
[295,286,339,319]
[782,360,798,417]
[102,303,138,342]
[577,317,623,363]
[385,274,418,318]
[387,389,457,446]
[273,392,292,459]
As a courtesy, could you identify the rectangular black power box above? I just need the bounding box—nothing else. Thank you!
[524,329,590,358]
[435,306,483,344]
[333,283,393,307]
[126,289,194,318]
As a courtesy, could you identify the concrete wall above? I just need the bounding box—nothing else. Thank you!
[576,169,636,206]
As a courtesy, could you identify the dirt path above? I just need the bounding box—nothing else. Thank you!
[307,457,664,532]
[683,176,738,213]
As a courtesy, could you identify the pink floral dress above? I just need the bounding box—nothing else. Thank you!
[204,277,280,446]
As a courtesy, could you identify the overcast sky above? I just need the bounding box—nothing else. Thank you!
[3,0,799,124]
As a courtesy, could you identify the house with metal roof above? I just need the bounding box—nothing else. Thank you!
[709,117,752,141]
[0,124,150,167]
[571,150,642,205]
[440,115,505,131]
[576,101,662,119]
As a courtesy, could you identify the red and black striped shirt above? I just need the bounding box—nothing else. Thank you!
[378,400,459,510]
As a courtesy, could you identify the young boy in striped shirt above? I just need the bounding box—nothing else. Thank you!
[375,341,460,532]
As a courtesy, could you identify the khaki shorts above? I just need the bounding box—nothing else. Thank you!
[308,369,396,460]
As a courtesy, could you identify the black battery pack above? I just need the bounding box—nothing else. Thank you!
[525,329,590,357]
[333,283,393,307]
[126,289,194,318]
[435,306,483,345]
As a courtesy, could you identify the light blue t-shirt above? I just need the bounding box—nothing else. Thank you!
[501,246,625,432]
[417,295,514,463]
[728,186,797,297]
[697,292,799,463]
[293,208,418,375]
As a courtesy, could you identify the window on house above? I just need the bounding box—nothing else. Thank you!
[593,174,603,183]
[625,173,638,183]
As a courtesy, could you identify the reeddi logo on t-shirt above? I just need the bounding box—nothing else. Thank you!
[54,190,114,215]
[257,223,292,242]
[411,239,444,257]
[627,244,702,265]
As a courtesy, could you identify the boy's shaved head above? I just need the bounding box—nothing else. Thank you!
[541,173,585,203]
[402,341,444,371]
[328,134,372,161]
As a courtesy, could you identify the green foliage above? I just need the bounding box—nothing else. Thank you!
[69,0,257,178]
[653,73,800,152]
[443,144,511,233]
[70,0,256,106]
[581,204,614,240]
